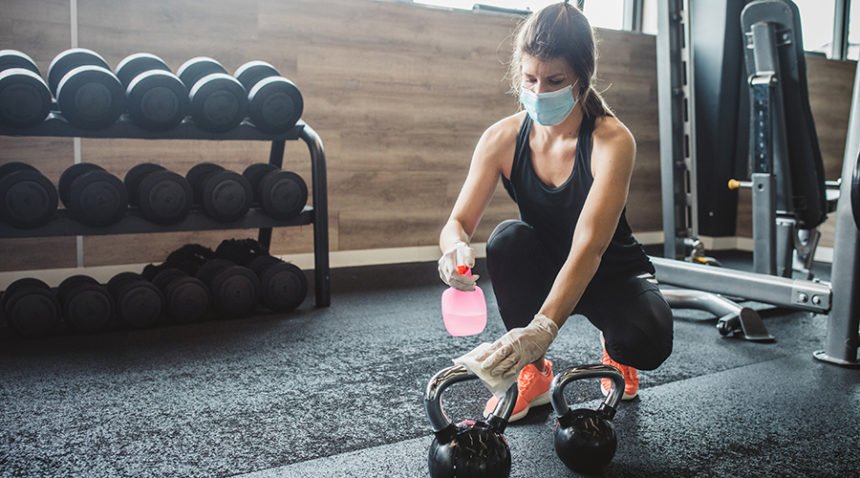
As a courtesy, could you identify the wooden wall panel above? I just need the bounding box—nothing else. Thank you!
[2,0,853,273]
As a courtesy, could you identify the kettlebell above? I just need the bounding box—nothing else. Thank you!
[425,364,518,478]
[550,364,625,474]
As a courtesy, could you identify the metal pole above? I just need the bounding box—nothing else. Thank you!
[299,125,330,308]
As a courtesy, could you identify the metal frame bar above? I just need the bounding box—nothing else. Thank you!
[624,0,644,32]
[651,256,832,314]
[657,0,698,259]
[832,0,852,60]
[814,59,860,367]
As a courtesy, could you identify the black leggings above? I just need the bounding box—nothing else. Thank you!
[486,220,674,371]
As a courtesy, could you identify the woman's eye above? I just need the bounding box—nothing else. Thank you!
[523,78,536,84]
[549,79,564,85]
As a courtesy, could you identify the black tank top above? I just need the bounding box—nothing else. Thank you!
[501,114,654,282]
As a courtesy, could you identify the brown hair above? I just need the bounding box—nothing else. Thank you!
[509,1,612,118]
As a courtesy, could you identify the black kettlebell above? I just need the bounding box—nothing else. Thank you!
[550,364,625,474]
[425,364,518,478]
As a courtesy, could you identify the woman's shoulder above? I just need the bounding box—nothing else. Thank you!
[482,111,527,144]
[475,111,527,158]
[592,115,634,148]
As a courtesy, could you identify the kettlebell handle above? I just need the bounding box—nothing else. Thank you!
[424,364,518,434]
[550,364,625,419]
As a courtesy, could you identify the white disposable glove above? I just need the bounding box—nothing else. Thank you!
[481,314,559,378]
[438,241,479,291]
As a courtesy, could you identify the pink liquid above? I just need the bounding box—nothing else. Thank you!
[441,285,487,336]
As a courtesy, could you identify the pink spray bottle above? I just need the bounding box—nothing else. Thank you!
[441,265,487,336]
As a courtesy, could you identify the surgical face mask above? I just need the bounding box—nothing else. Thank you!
[519,85,577,126]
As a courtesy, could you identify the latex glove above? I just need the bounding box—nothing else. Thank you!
[438,241,479,291]
[481,314,559,378]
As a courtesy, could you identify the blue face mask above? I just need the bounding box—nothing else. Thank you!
[519,85,577,126]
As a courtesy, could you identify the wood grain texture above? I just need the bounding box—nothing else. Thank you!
[1,0,853,273]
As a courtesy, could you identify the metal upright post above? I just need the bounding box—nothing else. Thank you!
[658,0,698,259]
[814,60,860,367]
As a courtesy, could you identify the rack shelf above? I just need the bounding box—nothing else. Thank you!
[0,115,330,307]
[0,206,314,239]
[0,114,305,141]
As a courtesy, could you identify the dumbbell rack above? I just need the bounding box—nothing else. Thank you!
[0,114,330,307]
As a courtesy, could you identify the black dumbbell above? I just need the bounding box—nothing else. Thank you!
[185,162,252,222]
[1,277,61,337]
[233,61,303,134]
[106,272,164,328]
[0,161,58,228]
[176,57,247,133]
[0,50,52,129]
[58,163,128,226]
[195,258,260,318]
[115,53,189,131]
[47,48,125,129]
[242,163,308,219]
[57,275,113,332]
[214,238,306,313]
[249,255,307,312]
[124,162,192,225]
[142,264,210,323]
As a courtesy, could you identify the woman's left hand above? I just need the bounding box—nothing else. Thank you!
[481,314,559,378]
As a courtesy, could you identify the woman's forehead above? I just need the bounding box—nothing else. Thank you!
[520,54,570,76]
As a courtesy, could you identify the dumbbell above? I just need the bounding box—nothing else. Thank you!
[185,162,252,222]
[214,238,306,313]
[115,53,189,131]
[233,61,303,134]
[0,161,58,228]
[242,163,308,219]
[142,265,210,323]
[47,48,125,129]
[176,57,247,133]
[106,272,164,328]
[195,258,260,318]
[57,275,113,332]
[0,50,52,129]
[248,255,307,312]
[58,163,128,226]
[124,163,192,225]
[1,278,61,337]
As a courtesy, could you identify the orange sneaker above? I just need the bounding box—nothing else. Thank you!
[600,337,639,400]
[483,359,553,423]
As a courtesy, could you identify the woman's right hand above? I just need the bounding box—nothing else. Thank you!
[438,241,479,291]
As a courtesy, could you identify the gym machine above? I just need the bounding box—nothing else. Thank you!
[653,0,860,366]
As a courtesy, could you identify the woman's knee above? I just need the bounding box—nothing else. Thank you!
[487,220,534,260]
[607,291,674,370]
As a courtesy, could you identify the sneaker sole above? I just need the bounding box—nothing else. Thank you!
[507,390,551,423]
[600,385,638,401]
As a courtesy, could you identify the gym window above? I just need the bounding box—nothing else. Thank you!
[794,0,837,57]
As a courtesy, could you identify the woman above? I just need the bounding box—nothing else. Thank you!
[438,1,673,422]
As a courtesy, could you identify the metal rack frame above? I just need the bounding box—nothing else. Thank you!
[0,114,331,307]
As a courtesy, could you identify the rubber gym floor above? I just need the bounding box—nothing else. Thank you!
[1,250,858,478]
